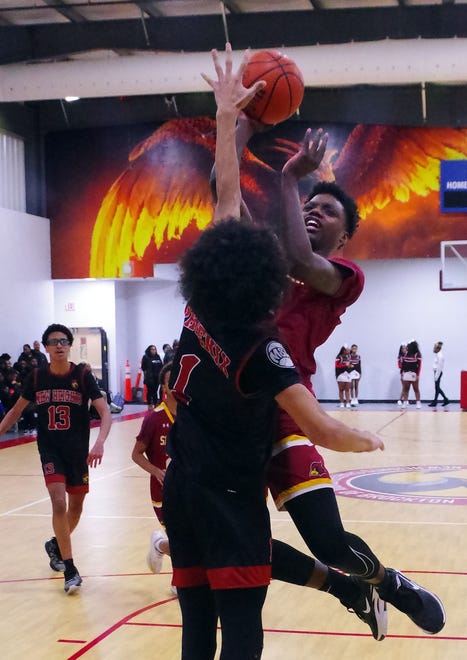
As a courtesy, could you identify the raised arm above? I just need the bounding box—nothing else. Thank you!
[281,129,345,293]
[202,43,265,222]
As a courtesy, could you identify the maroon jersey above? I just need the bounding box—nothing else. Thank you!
[275,258,364,391]
[136,401,174,524]
[136,402,174,469]
[275,258,364,439]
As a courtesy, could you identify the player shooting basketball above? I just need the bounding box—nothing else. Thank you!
[208,44,446,641]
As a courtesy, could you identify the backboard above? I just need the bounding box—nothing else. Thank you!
[440,240,467,291]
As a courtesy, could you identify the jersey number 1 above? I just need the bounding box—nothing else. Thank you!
[171,354,200,404]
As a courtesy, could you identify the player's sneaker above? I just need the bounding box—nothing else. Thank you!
[147,530,166,574]
[45,537,65,572]
[344,578,387,641]
[377,569,445,634]
[64,570,82,594]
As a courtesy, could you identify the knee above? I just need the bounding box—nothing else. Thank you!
[50,493,67,516]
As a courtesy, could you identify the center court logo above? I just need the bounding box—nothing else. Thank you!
[332,465,467,505]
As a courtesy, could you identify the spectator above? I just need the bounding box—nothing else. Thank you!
[32,340,48,367]
[400,340,422,408]
[162,343,175,365]
[335,345,352,408]
[16,343,33,365]
[0,353,12,372]
[428,341,450,408]
[396,344,407,406]
[141,345,163,409]
[349,343,362,407]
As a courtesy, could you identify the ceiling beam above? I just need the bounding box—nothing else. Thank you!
[1,5,466,66]
[134,1,164,19]
[42,0,87,23]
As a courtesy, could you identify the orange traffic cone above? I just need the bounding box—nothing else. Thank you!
[134,366,143,389]
[124,360,132,402]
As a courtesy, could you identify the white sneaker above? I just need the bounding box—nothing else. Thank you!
[416,401,422,409]
[401,401,408,408]
[339,403,345,408]
[147,530,166,574]
[397,400,402,406]
[345,403,351,409]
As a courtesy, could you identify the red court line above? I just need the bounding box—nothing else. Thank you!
[2,567,465,586]
[125,621,467,642]
[66,598,177,659]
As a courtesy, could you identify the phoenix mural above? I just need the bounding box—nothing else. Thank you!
[46,119,467,279]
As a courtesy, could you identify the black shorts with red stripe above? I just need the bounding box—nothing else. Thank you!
[163,462,272,590]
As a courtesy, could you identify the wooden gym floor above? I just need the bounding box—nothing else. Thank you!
[1,406,466,659]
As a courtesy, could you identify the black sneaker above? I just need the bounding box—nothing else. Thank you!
[45,537,65,572]
[377,569,445,634]
[428,401,437,407]
[64,570,82,594]
[442,400,450,407]
[344,577,387,641]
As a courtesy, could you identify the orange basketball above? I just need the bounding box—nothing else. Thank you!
[242,50,304,125]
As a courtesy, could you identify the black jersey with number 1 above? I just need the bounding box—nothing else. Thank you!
[167,305,300,493]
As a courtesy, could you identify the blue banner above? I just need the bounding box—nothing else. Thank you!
[440,160,467,213]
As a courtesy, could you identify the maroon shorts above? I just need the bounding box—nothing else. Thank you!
[150,478,164,525]
[267,409,332,510]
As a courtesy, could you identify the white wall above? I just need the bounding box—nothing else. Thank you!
[53,280,117,394]
[0,207,53,355]
[114,266,185,395]
[313,259,467,401]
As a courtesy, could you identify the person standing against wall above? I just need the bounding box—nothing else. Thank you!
[400,340,422,408]
[396,343,407,406]
[349,343,362,407]
[335,345,352,408]
[141,345,163,410]
[428,342,450,407]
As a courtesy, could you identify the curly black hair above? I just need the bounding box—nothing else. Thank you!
[42,324,74,347]
[307,182,360,238]
[179,218,288,326]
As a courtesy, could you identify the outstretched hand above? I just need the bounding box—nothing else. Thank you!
[282,127,328,180]
[201,42,266,115]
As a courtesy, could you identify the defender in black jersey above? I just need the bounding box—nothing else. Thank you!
[0,324,112,594]
[163,45,383,660]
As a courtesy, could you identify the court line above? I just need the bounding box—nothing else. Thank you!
[4,510,467,526]
[65,598,177,659]
[124,620,467,642]
[2,567,465,586]
[0,465,136,516]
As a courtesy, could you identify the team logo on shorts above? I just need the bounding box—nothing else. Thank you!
[266,341,294,368]
[333,465,467,506]
[43,463,55,475]
[309,460,326,477]
[83,474,89,485]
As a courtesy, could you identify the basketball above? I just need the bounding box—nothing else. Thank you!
[242,50,304,125]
